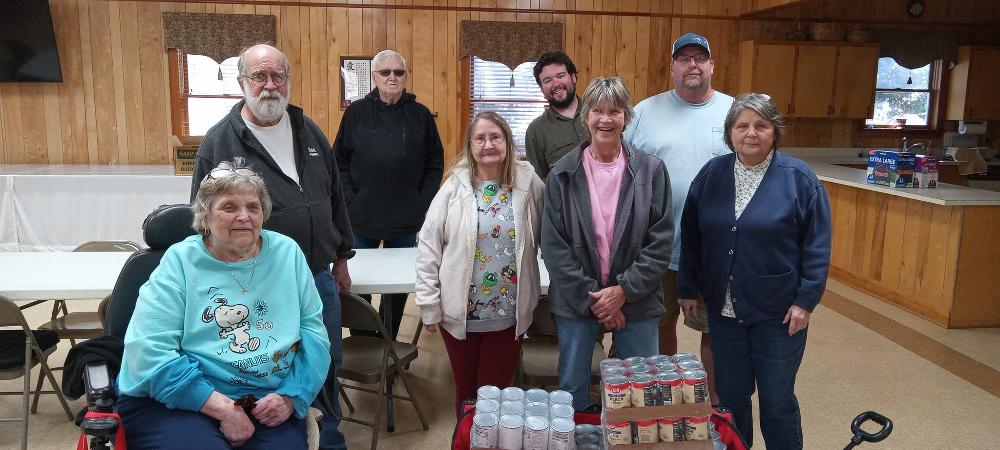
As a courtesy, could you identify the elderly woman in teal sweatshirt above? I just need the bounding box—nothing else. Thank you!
[117,159,330,450]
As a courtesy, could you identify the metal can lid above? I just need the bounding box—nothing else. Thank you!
[501,386,524,401]
[576,433,599,444]
[475,399,499,413]
[630,373,654,383]
[604,375,629,385]
[678,360,705,370]
[671,352,698,362]
[524,415,549,431]
[550,403,574,419]
[525,402,549,416]
[477,385,501,399]
[550,417,576,432]
[499,414,524,428]
[549,390,573,405]
[525,388,549,402]
[623,356,647,365]
[602,366,628,377]
[646,354,671,364]
[473,412,499,426]
[655,371,682,382]
[500,401,524,415]
[600,358,624,367]
[575,424,599,435]
[682,369,709,379]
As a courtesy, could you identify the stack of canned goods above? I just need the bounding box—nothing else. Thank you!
[470,385,583,450]
[600,354,710,407]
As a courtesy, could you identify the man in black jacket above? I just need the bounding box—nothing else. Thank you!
[190,43,352,450]
[333,49,444,340]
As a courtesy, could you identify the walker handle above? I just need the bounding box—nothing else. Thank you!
[844,411,893,449]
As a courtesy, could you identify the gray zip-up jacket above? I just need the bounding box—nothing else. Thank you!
[541,141,673,322]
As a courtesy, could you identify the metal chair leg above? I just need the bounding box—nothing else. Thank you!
[30,365,44,413]
[21,341,30,450]
[386,376,395,432]
[339,383,355,414]
[39,356,74,420]
[370,352,389,450]
[394,364,430,430]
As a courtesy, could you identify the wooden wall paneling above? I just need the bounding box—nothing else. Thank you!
[79,0,99,163]
[445,5,460,164]
[298,6,313,116]
[395,2,412,82]
[17,85,46,164]
[137,2,168,164]
[573,3,592,86]
[328,7,349,136]
[951,207,1000,327]
[54,0,83,163]
[634,2,650,103]
[109,1,129,164]
[310,5,328,134]
[617,9,637,98]
[372,2,388,52]
[362,1,374,55]
[119,1,145,165]
[432,7,450,157]
[896,199,923,297]
[411,9,434,114]
[880,195,907,289]
[42,85,63,164]
[922,204,953,314]
[280,6,301,108]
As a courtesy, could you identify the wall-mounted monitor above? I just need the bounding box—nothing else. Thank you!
[0,0,63,82]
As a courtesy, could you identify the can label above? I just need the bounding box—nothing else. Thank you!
[658,417,685,442]
[630,377,656,407]
[548,428,574,450]
[498,423,523,449]
[656,378,682,405]
[682,376,709,403]
[471,414,499,448]
[686,415,710,441]
[605,421,632,445]
[523,425,549,450]
[635,419,658,443]
[603,378,631,409]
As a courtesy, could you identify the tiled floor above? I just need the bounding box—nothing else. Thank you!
[3,280,1000,449]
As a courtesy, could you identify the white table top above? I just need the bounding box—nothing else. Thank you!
[0,248,550,302]
[809,162,1000,206]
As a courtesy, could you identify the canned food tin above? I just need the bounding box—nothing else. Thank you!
[578,444,602,450]
[671,352,698,363]
[678,360,705,371]
[658,416,685,442]
[523,416,550,450]
[498,414,524,450]
[575,424,599,435]
[686,414,710,441]
[502,386,525,403]
[603,376,631,409]
[605,420,633,445]
[524,402,549,418]
[549,390,573,406]
[548,417,576,450]
[524,388,549,404]
[654,371,683,406]
[600,357,624,370]
[478,385,502,402]
[682,369,710,404]
[646,354,671,364]
[635,419,658,443]
[602,366,628,379]
[501,400,524,417]
[629,374,657,407]
[476,399,500,415]
[549,403,574,420]
[471,412,499,448]
[626,363,651,375]
[623,356,646,366]
[575,432,599,445]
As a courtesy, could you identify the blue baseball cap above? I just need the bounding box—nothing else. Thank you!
[672,32,711,58]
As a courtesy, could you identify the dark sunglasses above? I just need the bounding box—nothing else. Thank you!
[376,69,406,77]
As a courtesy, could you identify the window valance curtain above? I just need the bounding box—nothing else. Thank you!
[872,29,959,69]
[162,12,276,63]
[459,21,564,69]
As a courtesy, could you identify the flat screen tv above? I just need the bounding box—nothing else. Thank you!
[0,0,62,82]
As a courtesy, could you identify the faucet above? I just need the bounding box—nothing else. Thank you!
[901,137,927,154]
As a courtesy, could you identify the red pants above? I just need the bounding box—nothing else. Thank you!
[441,326,523,417]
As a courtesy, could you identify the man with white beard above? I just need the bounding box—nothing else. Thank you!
[623,32,733,405]
[525,51,586,181]
[190,43,354,450]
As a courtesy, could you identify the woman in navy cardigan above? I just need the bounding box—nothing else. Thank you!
[677,93,832,450]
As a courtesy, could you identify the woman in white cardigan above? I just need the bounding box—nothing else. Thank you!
[415,111,544,416]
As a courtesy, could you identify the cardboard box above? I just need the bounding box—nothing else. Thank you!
[174,146,198,176]
[913,155,938,188]
[867,150,915,188]
[603,396,714,448]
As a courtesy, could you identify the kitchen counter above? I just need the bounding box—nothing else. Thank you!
[786,149,1000,328]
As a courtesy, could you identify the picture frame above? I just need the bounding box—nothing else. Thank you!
[340,55,373,109]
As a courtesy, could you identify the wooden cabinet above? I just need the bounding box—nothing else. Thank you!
[946,46,1000,121]
[739,41,879,119]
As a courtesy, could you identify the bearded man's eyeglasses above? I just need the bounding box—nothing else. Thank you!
[243,71,289,87]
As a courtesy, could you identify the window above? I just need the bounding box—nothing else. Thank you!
[469,56,547,156]
[867,57,932,127]
[171,52,244,136]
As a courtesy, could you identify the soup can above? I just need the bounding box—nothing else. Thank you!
[575,424,599,436]
[646,354,671,365]
[602,376,631,409]
[523,416,550,450]
[655,371,683,406]
[678,360,705,371]
[605,420,633,445]
[501,400,525,417]
[626,363,651,376]
[498,414,524,450]
[602,366,628,379]
[502,386,525,404]
[686,414,710,441]
[470,412,499,448]
[549,390,573,406]
[548,417,576,450]
[476,399,500,415]
[658,416,685,442]
[635,419,659,443]
[629,374,657,407]
[549,403,574,421]
[575,432,599,445]
[525,401,549,418]
[623,356,646,366]
[671,352,698,363]
[600,357,624,371]
[478,385,502,402]
[681,369,710,404]
[525,388,549,405]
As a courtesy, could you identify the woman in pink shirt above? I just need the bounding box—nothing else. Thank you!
[541,77,674,410]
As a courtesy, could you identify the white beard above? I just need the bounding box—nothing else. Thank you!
[245,88,289,123]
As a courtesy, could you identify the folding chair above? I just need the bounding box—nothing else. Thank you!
[338,293,429,450]
[40,241,142,346]
[0,295,74,450]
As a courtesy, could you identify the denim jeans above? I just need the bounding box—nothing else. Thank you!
[314,270,346,450]
[709,316,807,450]
[351,234,416,340]
[555,315,659,411]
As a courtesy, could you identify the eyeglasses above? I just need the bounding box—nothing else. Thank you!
[243,71,289,87]
[375,69,407,77]
[673,54,710,64]
[208,167,257,179]
[472,135,504,147]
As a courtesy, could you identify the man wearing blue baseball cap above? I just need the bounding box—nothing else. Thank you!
[624,32,733,404]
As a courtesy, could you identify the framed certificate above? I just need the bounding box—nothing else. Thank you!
[340,56,373,108]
